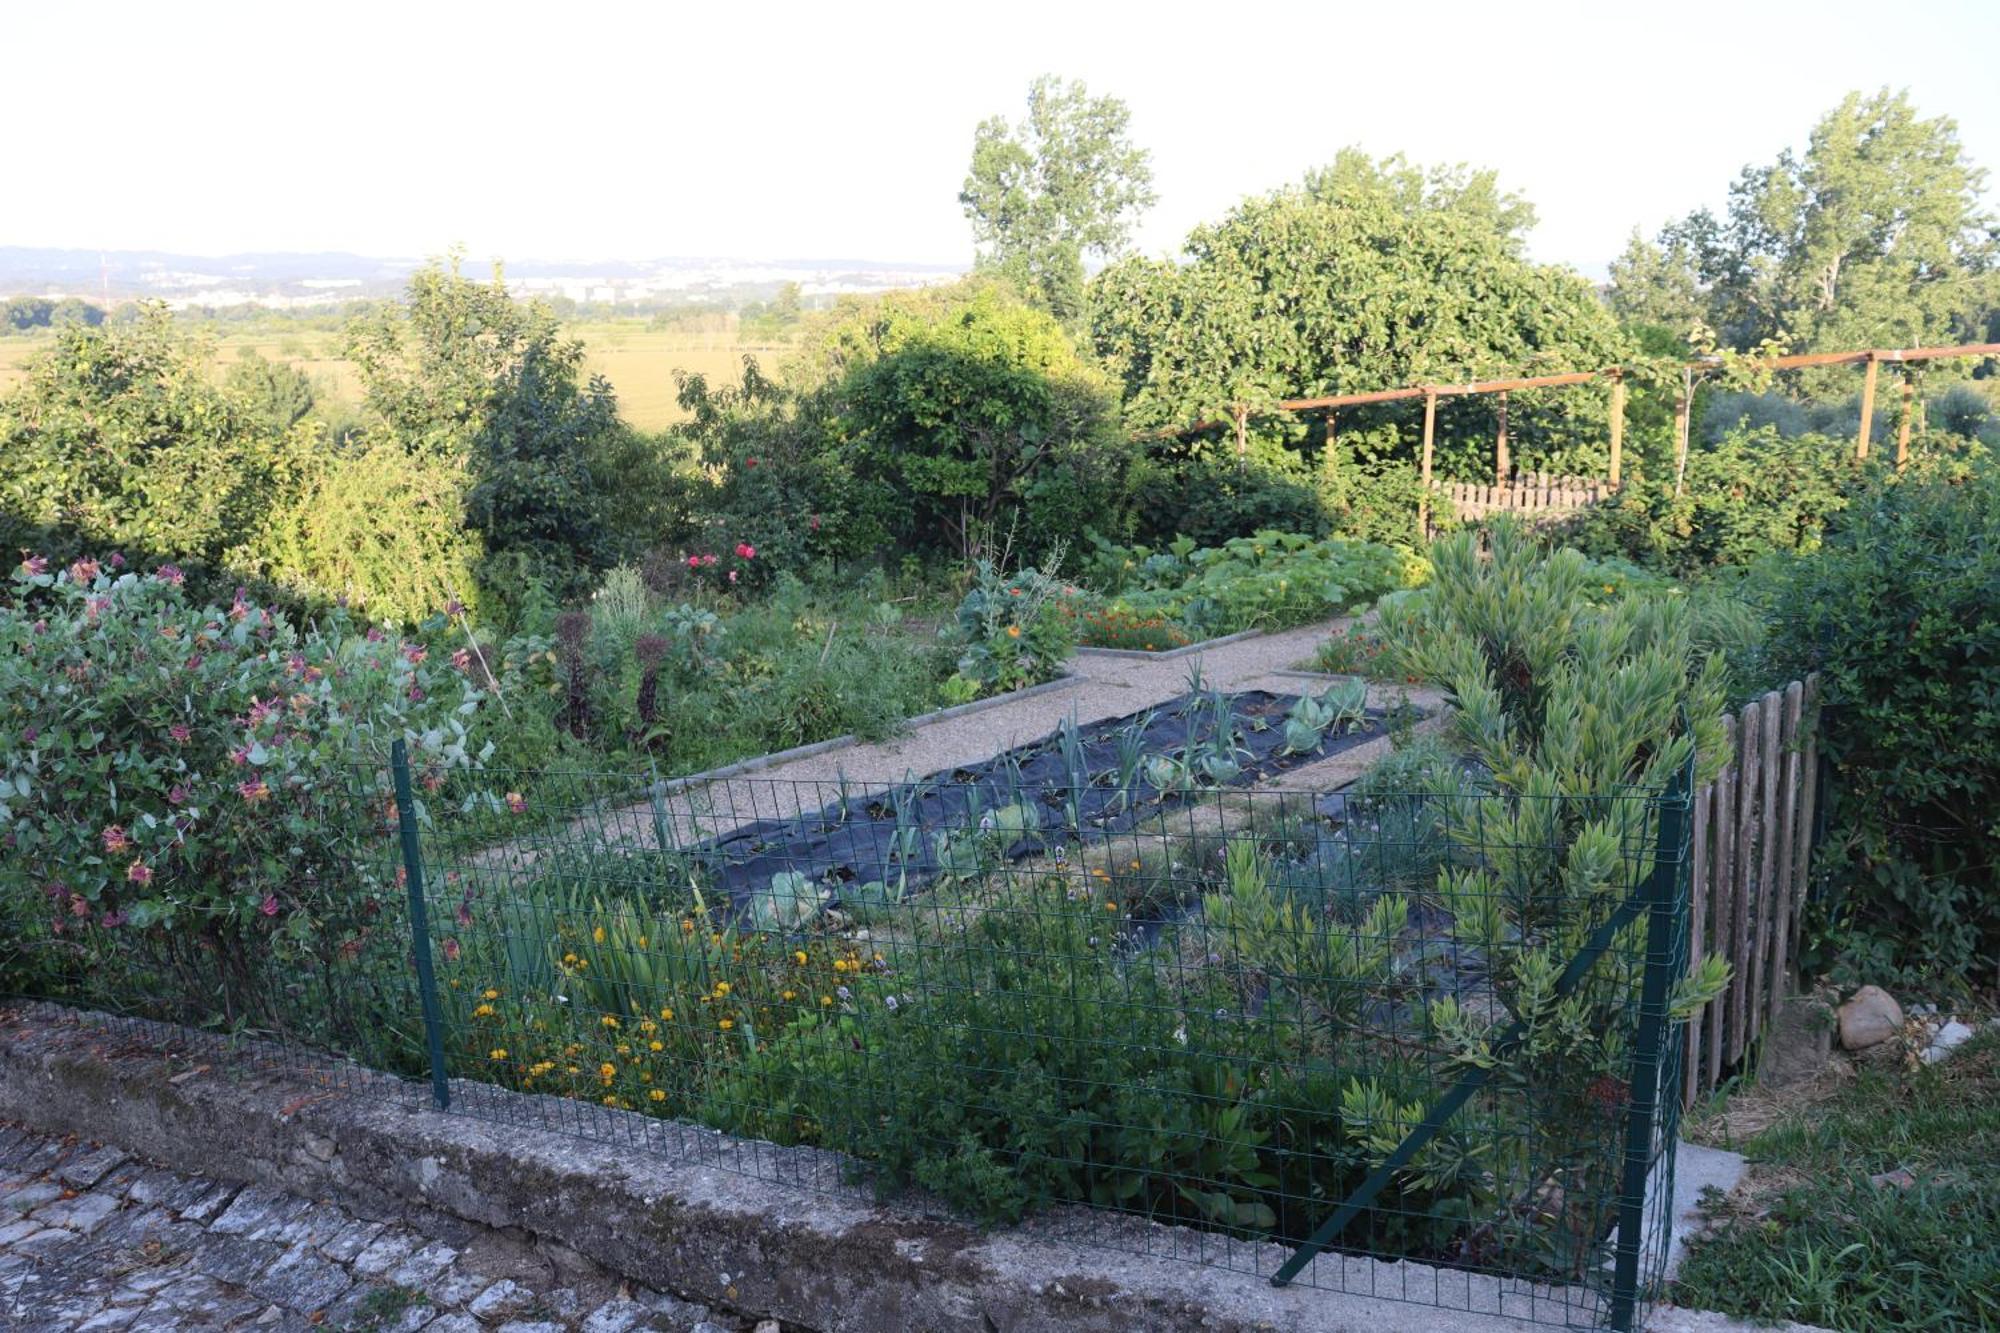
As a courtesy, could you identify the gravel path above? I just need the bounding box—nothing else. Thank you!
[0,1123,777,1333]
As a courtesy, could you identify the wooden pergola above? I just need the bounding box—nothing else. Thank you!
[1192,341,2000,526]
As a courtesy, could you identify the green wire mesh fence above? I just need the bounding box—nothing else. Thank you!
[2,733,1693,1330]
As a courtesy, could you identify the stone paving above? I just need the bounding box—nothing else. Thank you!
[0,1123,779,1333]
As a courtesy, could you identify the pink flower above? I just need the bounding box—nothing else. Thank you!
[84,596,110,619]
[403,644,427,665]
[734,543,756,560]
[155,563,185,586]
[260,894,279,917]
[366,626,385,643]
[100,910,126,928]
[727,570,738,584]
[505,792,528,815]
[687,554,702,570]
[167,785,190,806]
[67,557,101,583]
[229,588,250,622]
[126,863,153,886]
[407,685,426,702]
[286,653,307,675]
[442,937,461,962]
[810,514,821,532]
[238,779,271,805]
[230,746,252,766]
[70,894,92,916]
[108,552,125,569]
[247,696,278,727]
[701,553,718,567]
[744,456,758,469]
[101,826,132,854]
[450,648,472,672]
[21,555,48,577]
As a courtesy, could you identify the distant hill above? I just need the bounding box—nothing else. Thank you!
[0,247,968,310]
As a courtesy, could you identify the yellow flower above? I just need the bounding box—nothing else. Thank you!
[637,935,648,949]
[472,1003,495,1018]
[819,995,832,1007]
[649,1089,666,1102]
[832,958,849,973]
[1105,900,1119,912]
[718,1018,735,1031]
[1128,860,1141,870]
[659,1007,675,1021]
[600,1015,620,1029]
[712,981,731,997]
[593,925,606,944]
[602,1095,618,1107]
[639,1019,657,1034]
[681,919,695,933]
[793,950,808,966]
[482,988,500,1000]
[1091,867,1109,880]
[489,1048,508,1060]
[649,1040,664,1052]
[562,952,579,965]
[781,990,796,1002]
[615,1043,630,1055]
[1006,625,1022,639]
[599,1062,617,1079]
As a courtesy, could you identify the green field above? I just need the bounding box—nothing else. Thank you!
[0,321,786,433]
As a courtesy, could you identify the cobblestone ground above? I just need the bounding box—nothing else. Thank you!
[0,1123,779,1333]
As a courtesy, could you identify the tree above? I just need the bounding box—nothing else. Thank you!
[0,307,306,585]
[1304,149,1538,253]
[346,256,619,601]
[960,76,1155,326]
[224,351,317,431]
[1091,179,1627,433]
[1613,89,1999,353]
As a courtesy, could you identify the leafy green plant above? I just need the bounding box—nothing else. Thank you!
[946,559,1081,696]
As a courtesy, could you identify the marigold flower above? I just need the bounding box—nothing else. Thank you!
[599,1062,617,1079]
[712,981,731,997]
[649,1040,664,1052]
[793,950,808,966]
[1006,625,1022,639]
[659,1007,674,1021]
[489,1048,508,1060]
[781,990,796,1002]
[483,988,499,1000]
[718,1018,735,1031]
[473,1004,495,1018]
[600,1015,619,1029]
[649,1089,666,1102]
[819,995,832,1007]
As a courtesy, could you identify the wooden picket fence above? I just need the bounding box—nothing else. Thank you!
[1682,674,1823,1106]
[1436,472,1607,524]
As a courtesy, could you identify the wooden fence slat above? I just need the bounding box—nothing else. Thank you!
[1730,701,1761,1064]
[1769,682,1805,1023]
[1749,692,1783,1046]
[1792,675,1821,938]
[1686,764,1712,1105]
[1707,715,1737,1088]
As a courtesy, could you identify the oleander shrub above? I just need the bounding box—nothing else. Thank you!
[0,554,489,1056]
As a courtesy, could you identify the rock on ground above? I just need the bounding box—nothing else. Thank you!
[1835,985,1903,1050]
[0,1121,779,1332]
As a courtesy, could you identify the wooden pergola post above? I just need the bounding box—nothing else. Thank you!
[1233,403,1248,470]
[1419,389,1437,535]
[1607,372,1626,489]
[1324,410,1338,479]
[1896,373,1914,470]
[1494,391,1510,484]
[1856,354,1878,460]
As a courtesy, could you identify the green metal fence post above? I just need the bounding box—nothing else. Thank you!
[392,739,452,1112]
[1607,758,1693,1330]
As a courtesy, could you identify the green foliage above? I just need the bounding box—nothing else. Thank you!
[1674,1033,2000,1331]
[0,308,308,592]
[346,256,618,605]
[1082,530,1420,639]
[1127,445,1329,548]
[0,558,484,1054]
[1615,89,1997,356]
[223,351,317,431]
[1090,171,1627,437]
[1561,427,1858,575]
[832,281,1131,559]
[1761,465,2000,985]
[960,75,1155,326]
[947,560,1080,696]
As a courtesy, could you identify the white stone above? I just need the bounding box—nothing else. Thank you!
[1920,1018,1976,1064]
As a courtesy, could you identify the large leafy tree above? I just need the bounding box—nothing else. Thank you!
[817,280,1129,558]
[1091,176,1627,431]
[0,308,306,584]
[960,76,1155,327]
[1612,89,1998,352]
[346,257,620,599]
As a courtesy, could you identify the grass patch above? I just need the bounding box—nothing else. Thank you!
[1672,1031,2000,1331]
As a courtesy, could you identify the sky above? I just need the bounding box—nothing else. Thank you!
[10,0,2000,277]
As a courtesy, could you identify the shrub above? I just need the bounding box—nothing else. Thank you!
[1128,447,1329,548]
[0,555,487,1055]
[1084,530,1419,638]
[1762,465,2000,986]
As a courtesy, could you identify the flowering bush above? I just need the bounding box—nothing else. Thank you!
[1064,604,1193,652]
[0,555,487,1045]
[947,562,1083,696]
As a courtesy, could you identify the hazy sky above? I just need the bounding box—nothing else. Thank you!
[12,0,1999,276]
